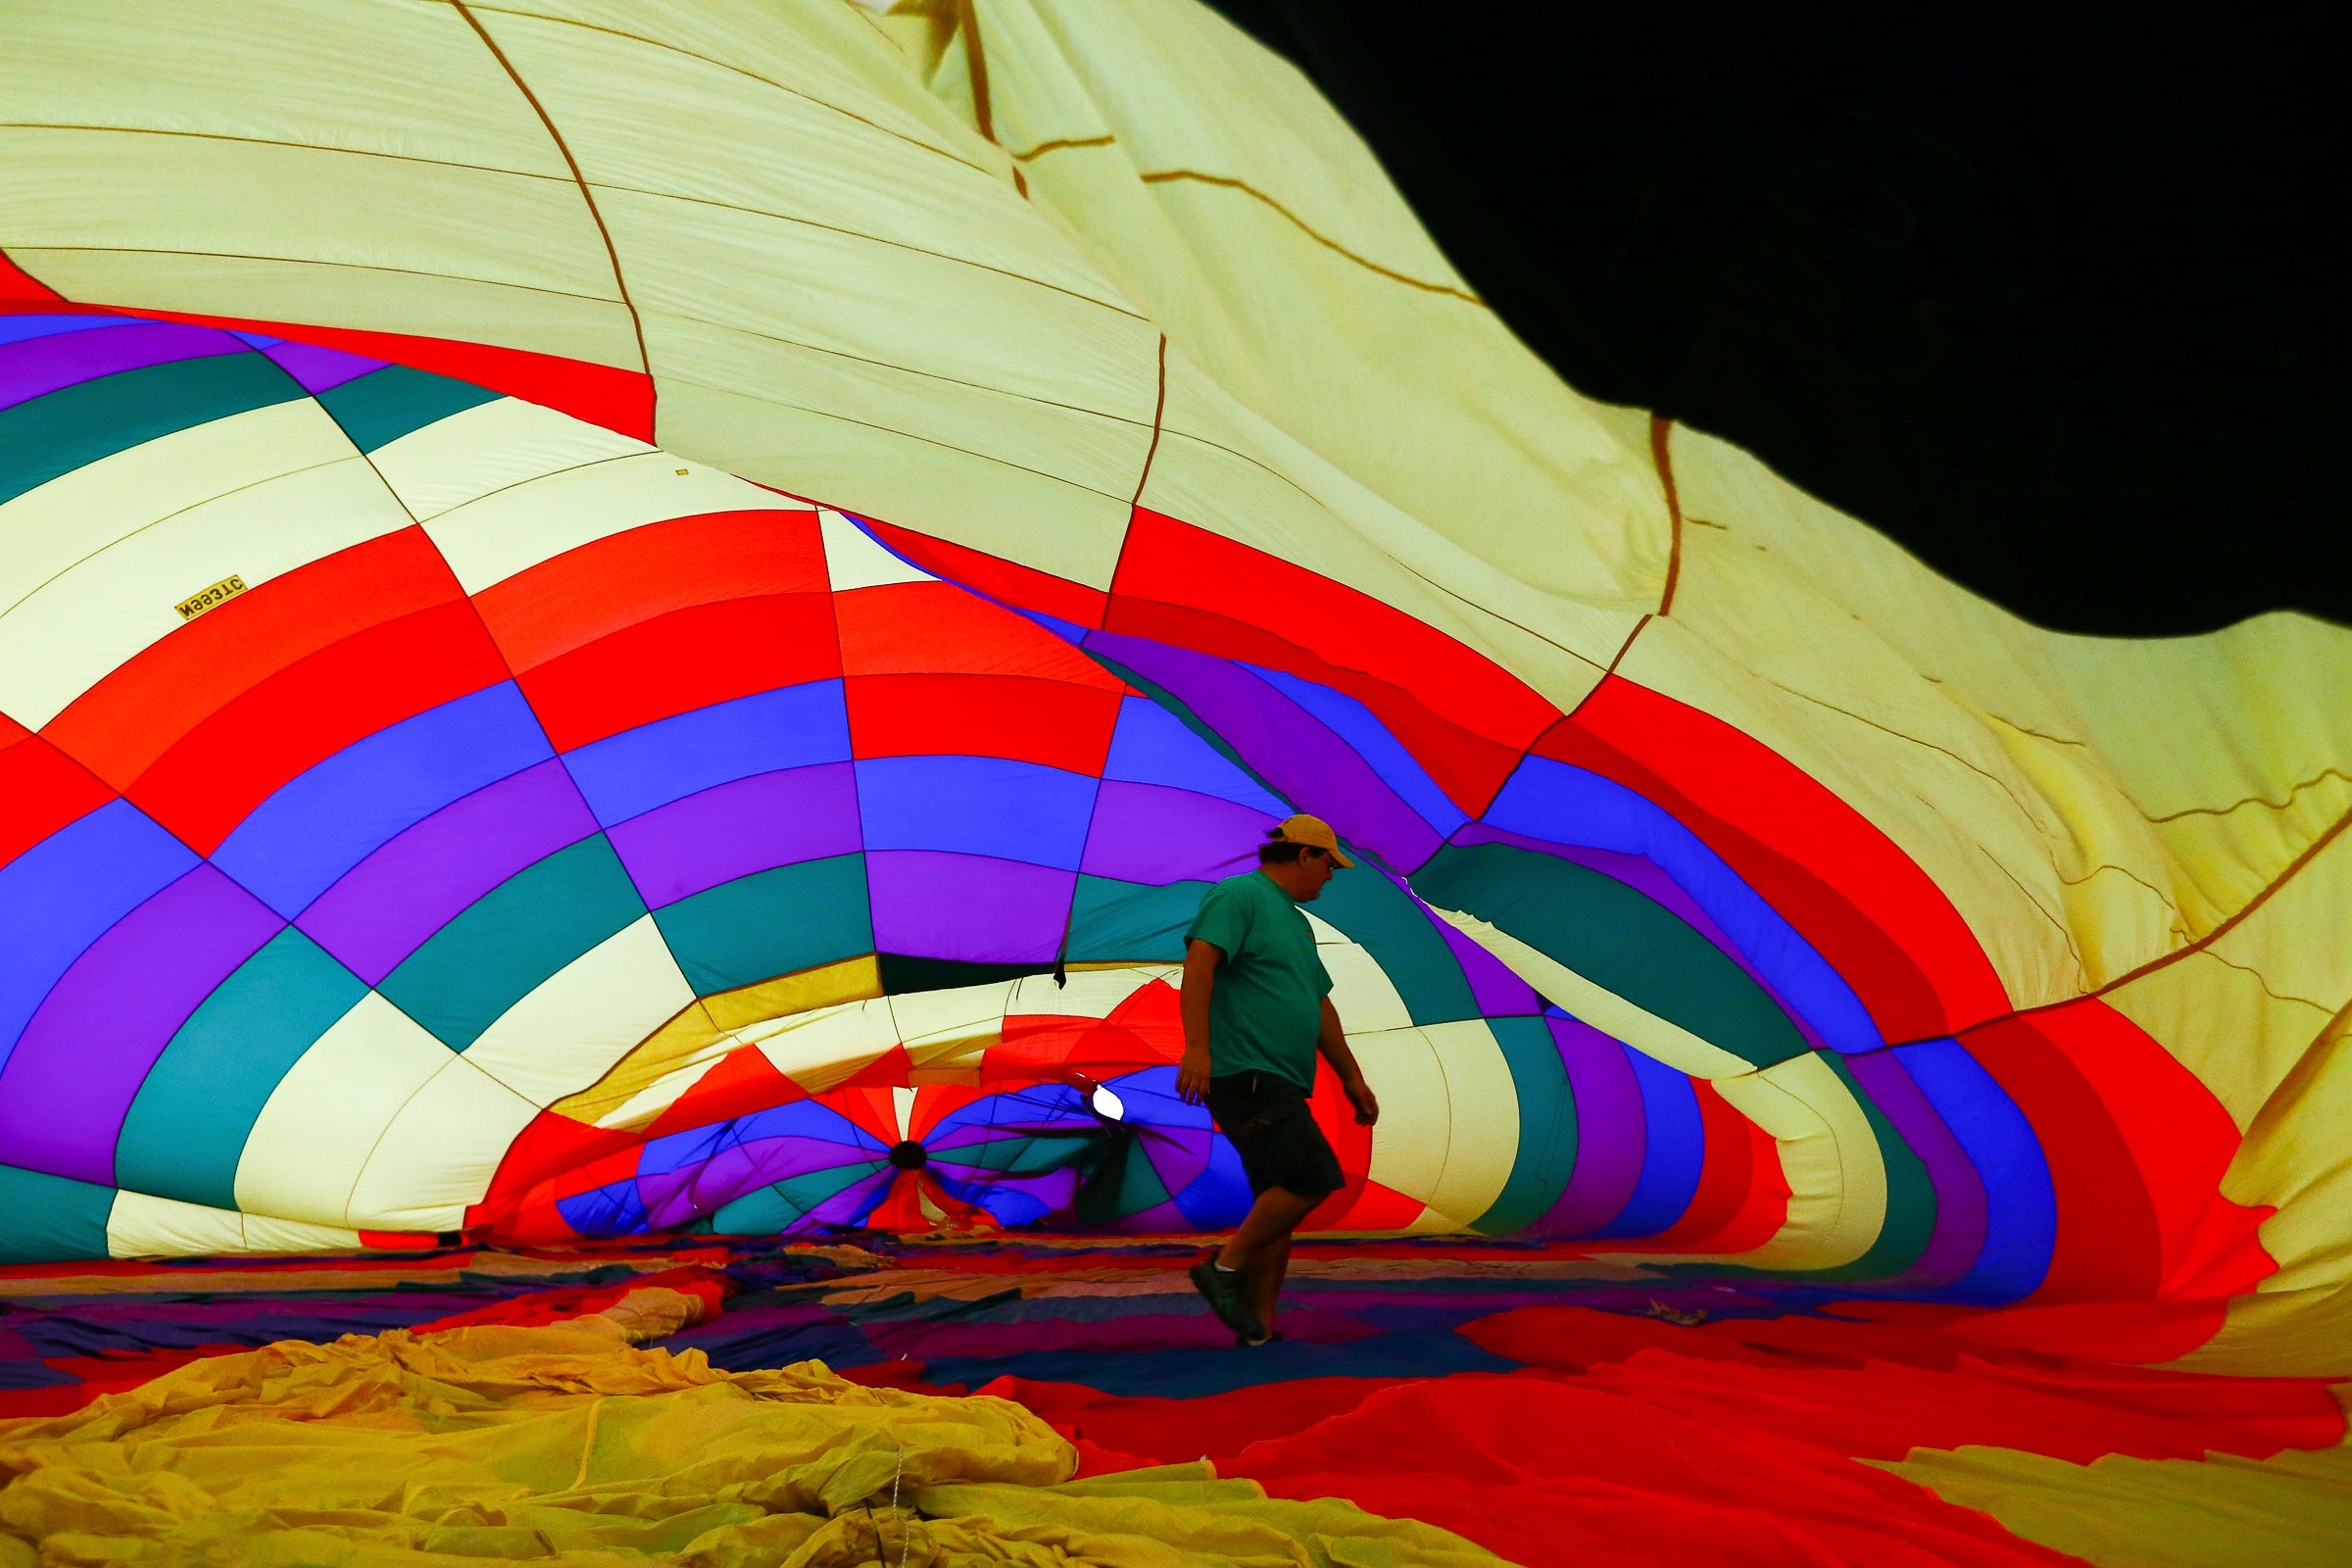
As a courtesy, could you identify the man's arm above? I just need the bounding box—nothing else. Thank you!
[1317,997,1379,1125]
[1176,938,1222,1104]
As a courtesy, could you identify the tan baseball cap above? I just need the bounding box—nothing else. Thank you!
[1273,813,1355,868]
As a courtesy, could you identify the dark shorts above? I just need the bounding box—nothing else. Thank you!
[1204,1071,1345,1201]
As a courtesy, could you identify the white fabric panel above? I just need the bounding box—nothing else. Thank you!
[1006,966,1175,1020]
[462,916,699,1108]
[424,450,791,593]
[1351,1024,1450,1202]
[821,508,935,590]
[884,982,1016,1053]
[1429,906,1753,1080]
[0,432,411,727]
[107,1190,362,1259]
[345,1055,540,1231]
[1421,1019,1520,1227]
[233,994,453,1228]
[367,396,653,522]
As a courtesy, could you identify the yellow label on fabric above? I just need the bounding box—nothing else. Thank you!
[174,574,248,621]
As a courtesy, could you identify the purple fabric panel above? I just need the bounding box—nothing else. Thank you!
[0,866,279,1186]
[1079,779,1279,885]
[260,339,386,394]
[0,321,248,412]
[1846,1048,1989,1288]
[1083,632,1438,870]
[1434,913,1544,1016]
[1454,822,1833,1054]
[867,851,1073,963]
[295,760,597,985]
[639,1133,875,1228]
[607,763,861,909]
[1532,1012,1646,1238]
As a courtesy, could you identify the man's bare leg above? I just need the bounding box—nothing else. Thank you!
[1217,1187,1317,1274]
[1244,1233,1291,1335]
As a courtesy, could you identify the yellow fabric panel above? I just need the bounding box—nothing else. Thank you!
[977,0,1672,613]
[0,1323,1499,1566]
[105,1192,361,1260]
[1882,1441,2352,1568]
[0,125,615,303]
[1688,1052,1887,1275]
[0,0,567,174]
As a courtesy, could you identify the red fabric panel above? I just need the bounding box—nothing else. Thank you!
[472,510,826,673]
[0,713,23,746]
[125,600,509,854]
[0,1348,250,1420]
[1223,1377,2081,1568]
[846,673,1122,776]
[407,1265,735,1334]
[0,734,115,872]
[1603,1076,1759,1251]
[2027,999,2273,1298]
[1460,1304,1789,1372]
[1113,510,1560,754]
[43,528,465,792]
[466,1109,641,1235]
[517,592,840,752]
[0,254,66,302]
[1542,681,1986,1042]
[1298,1058,1377,1231]
[5,298,654,439]
[835,582,1123,687]
[355,1231,439,1250]
[644,1048,806,1140]
[1959,1016,2161,1303]
[863,520,1110,629]
[1944,1298,2237,1367]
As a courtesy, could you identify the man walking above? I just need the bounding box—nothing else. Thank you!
[1177,814,1380,1346]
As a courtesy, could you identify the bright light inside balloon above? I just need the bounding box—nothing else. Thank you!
[1089,1084,1126,1121]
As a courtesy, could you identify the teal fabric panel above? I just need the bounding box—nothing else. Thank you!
[1063,874,1212,963]
[1471,1014,1580,1234]
[1413,842,1811,1068]
[710,1163,877,1232]
[115,928,367,1210]
[652,855,871,996]
[1310,870,1482,1025]
[0,1162,117,1264]
[381,836,647,1050]
[0,354,306,506]
[314,365,500,451]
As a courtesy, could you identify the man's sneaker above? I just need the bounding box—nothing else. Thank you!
[1236,1329,1283,1348]
[1188,1260,1264,1342]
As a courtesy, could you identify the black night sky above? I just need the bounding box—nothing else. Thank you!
[1205,3,2343,636]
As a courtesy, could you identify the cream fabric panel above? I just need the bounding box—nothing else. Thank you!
[368,396,654,522]
[345,1054,540,1231]
[1351,1025,1449,1201]
[1419,1018,1521,1227]
[233,993,454,1228]
[463,916,700,1108]
[423,450,791,593]
[1695,1053,1887,1273]
[107,1190,362,1259]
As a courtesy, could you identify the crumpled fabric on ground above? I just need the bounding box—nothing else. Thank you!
[0,1313,1500,1567]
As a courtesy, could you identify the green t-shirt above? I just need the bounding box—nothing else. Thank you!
[1185,870,1333,1091]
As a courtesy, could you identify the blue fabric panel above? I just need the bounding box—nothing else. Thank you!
[556,1178,650,1239]
[0,316,139,347]
[1246,664,1469,835]
[1102,696,1288,813]
[855,755,1097,870]
[0,800,197,1071]
[1483,757,1883,1054]
[209,683,554,918]
[1899,1036,2058,1304]
[1589,1044,1707,1239]
[563,680,851,825]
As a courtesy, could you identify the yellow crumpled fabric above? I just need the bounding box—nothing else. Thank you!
[0,1307,1501,1567]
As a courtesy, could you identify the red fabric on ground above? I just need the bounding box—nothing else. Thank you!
[1221,1377,2083,1568]
[404,1266,734,1334]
